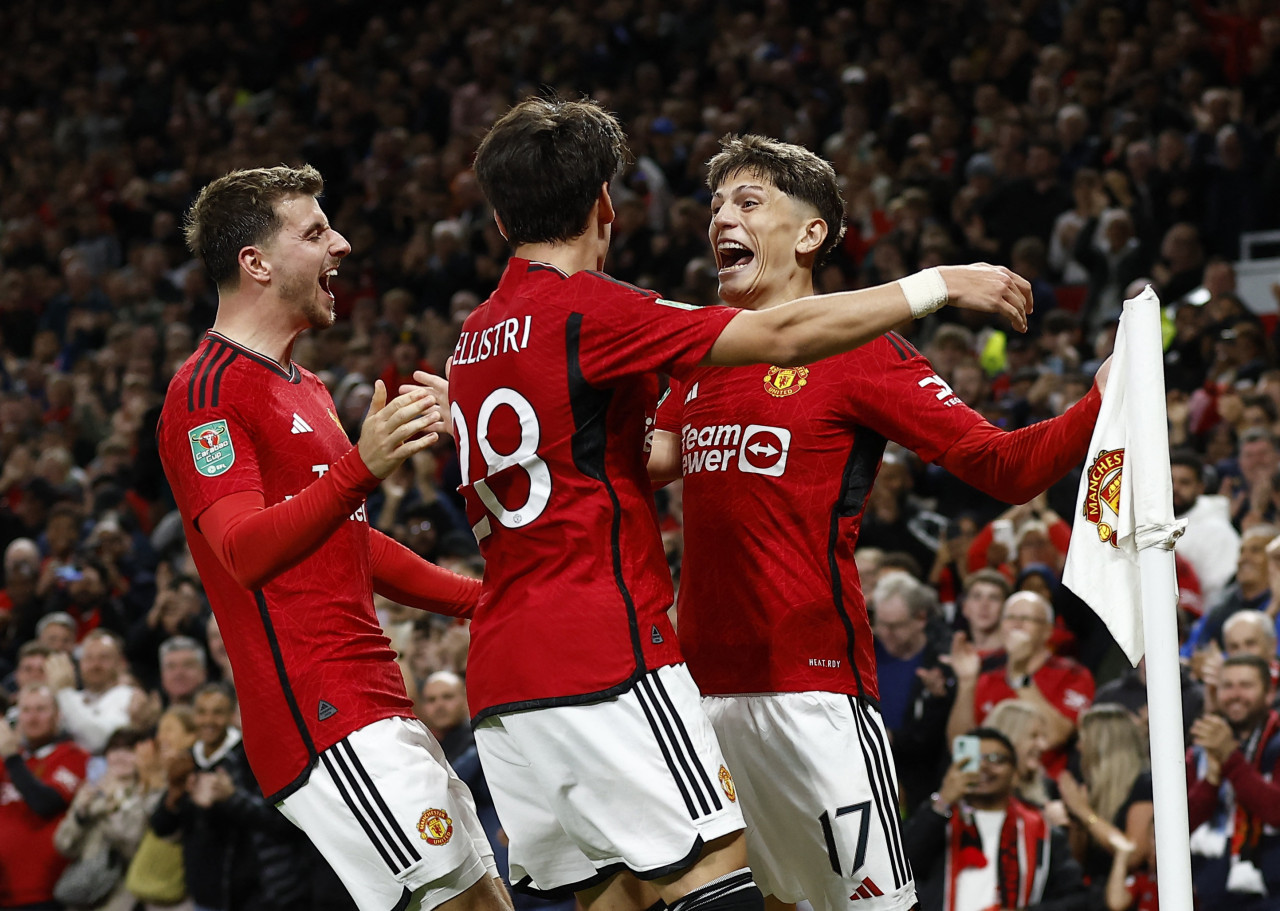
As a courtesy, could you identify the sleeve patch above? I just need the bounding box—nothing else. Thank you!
[187,420,237,477]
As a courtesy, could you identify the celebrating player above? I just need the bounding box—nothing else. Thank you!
[443,97,1034,911]
[157,166,509,911]
[647,135,1109,911]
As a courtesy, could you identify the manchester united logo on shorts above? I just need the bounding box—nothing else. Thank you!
[417,808,453,845]
[718,765,737,802]
[763,366,808,398]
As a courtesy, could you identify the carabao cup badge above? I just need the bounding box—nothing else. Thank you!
[188,421,236,477]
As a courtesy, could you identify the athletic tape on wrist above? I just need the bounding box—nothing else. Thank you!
[898,267,948,318]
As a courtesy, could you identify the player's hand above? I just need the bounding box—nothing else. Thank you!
[402,369,452,436]
[937,264,1032,333]
[359,380,442,479]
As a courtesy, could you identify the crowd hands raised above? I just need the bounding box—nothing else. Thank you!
[2,0,1280,908]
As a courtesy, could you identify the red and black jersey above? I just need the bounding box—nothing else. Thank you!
[0,739,87,906]
[158,332,413,800]
[657,333,1101,702]
[447,259,739,718]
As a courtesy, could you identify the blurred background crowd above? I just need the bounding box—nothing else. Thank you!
[3,0,1280,908]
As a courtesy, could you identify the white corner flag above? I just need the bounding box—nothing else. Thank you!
[1062,285,1185,665]
[1062,285,1192,911]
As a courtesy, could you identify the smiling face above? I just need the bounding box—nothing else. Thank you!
[262,195,351,330]
[708,170,825,310]
[1218,662,1273,733]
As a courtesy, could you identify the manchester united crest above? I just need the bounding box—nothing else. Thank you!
[417,808,453,846]
[763,366,809,398]
[718,765,737,802]
[1082,448,1125,546]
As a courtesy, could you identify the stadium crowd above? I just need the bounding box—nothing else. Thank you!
[2,0,1280,908]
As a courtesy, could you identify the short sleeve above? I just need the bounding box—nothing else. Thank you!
[158,397,264,527]
[1052,665,1095,722]
[568,272,738,385]
[843,336,985,462]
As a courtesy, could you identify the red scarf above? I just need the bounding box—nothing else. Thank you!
[944,797,1048,911]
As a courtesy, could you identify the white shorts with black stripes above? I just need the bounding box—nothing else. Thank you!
[278,715,497,911]
[701,692,917,911]
[474,663,745,896]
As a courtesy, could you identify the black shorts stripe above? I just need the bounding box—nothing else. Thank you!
[851,699,910,887]
[321,750,406,875]
[637,675,714,818]
[327,742,415,872]
[336,740,418,860]
[651,674,721,812]
[634,679,700,819]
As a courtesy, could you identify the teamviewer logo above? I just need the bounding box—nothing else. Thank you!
[738,425,790,476]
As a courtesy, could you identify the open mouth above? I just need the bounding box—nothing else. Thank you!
[320,268,338,299]
[716,240,755,275]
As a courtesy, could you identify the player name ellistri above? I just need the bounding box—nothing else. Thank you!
[452,316,532,366]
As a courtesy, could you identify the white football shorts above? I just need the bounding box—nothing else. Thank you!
[278,715,497,911]
[702,692,917,911]
[474,663,745,897]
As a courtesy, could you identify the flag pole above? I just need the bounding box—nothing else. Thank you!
[1125,290,1192,911]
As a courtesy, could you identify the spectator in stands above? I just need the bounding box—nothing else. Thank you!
[947,591,1094,778]
[126,576,207,692]
[152,682,307,911]
[984,699,1051,806]
[873,573,953,810]
[35,613,77,657]
[157,636,206,708]
[0,685,90,909]
[46,628,136,754]
[1188,655,1280,909]
[955,569,1012,655]
[902,727,1091,911]
[1094,656,1206,742]
[1187,524,1277,652]
[1056,705,1154,883]
[1172,448,1242,608]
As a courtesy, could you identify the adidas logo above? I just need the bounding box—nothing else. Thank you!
[291,414,313,434]
[650,625,664,644]
[318,700,337,721]
[849,877,883,901]
[684,382,699,405]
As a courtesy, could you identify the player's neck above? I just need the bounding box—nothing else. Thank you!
[730,271,816,312]
[513,239,605,277]
[211,295,305,367]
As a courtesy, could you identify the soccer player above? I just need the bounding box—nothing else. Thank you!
[157,166,509,911]
[443,97,1032,911]
[647,135,1109,911]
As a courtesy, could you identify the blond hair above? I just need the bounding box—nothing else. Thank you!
[985,699,1050,805]
[1079,703,1147,826]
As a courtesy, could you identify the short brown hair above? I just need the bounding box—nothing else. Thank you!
[474,97,628,248]
[706,134,847,264]
[184,165,325,289]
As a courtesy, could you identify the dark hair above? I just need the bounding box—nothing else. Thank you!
[1223,654,1273,688]
[1169,448,1204,476]
[706,134,847,264]
[964,568,1012,600]
[184,165,325,289]
[474,97,629,248]
[970,726,1018,759]
[104,727,146,752]
[195,679,238,709]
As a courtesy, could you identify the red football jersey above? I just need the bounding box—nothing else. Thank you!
[448,259,738,717]
[159,332,413,799]
[0,739,88,906]
[974,655,1094,777]
[655,333,984,700]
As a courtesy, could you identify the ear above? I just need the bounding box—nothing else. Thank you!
[597,183,616,226]
[493,212,509,241]
[796,217,828,257]
[238,245,271,285]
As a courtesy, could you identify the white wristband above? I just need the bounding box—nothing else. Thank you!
[898,268,948,318]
